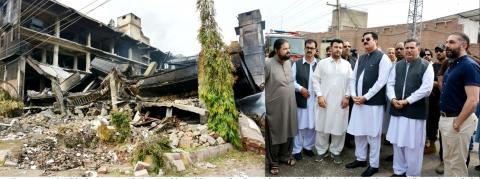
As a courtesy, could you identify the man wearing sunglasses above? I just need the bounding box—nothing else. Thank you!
[346,32,393,177]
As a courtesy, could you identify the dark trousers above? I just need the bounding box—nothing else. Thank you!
[426,96,440,141]
[265,119,293,168]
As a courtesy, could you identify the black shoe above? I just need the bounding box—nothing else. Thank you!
[475,165,480,171]
[303,149,315,157]
[345,160,367,169]
[391,173,406,177]
[385,154,393,161]
[293,153,302,161]
[361,166,379,177]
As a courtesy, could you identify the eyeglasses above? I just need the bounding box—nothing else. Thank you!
[395,48,404,51]
[361,38,371,43]
[343,45,351,48]
[435,50,444,53]
[425,54,432,56]
[305,47,316,50]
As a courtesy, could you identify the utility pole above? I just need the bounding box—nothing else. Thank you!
[407,0,423,39]
[327,0,341,38]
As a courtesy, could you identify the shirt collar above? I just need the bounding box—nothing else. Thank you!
[302,57,317,65]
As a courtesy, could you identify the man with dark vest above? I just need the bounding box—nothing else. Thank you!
[345,32,393,177]
[291,39,318,160]
[385,38,434,177]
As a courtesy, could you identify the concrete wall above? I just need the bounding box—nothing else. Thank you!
[332,8,368,30]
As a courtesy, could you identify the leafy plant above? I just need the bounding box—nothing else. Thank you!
[110,111,131,143]
[196,0,241,148]
[132,137,172,174]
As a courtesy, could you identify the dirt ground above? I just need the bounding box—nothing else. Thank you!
[266,140,480,177]
[0,142,264,177]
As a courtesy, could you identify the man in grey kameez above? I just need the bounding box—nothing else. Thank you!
[265,38,298,175]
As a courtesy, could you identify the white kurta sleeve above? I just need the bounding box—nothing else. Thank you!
[345,62,352,96]
[291,62,303,92]
[406,63,434,104]
[312,61,323,97]
[364,54,393,100]
[386,63,397,101]
[350,57,359,97]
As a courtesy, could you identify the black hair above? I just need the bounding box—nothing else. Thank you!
[450,32,470,50]
[363,32,378,40]
[305,39,317,48]
[404,38,420,47]
[268,38,288,58]
[330,39,344,47]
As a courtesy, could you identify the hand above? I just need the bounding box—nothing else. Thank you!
[341,96,349,109]
[300,87,310,98]
[391,99,403,109]
[452,119,461,132]
[317,96,327,108]
[353,96,366,105]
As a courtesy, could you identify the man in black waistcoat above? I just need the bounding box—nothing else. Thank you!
[385,38,434,176]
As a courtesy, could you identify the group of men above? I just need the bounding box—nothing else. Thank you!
[265,31,480,177]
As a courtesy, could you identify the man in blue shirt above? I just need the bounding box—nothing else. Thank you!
[439,32,480,177]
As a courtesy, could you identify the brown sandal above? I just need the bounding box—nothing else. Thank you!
[270,166,279,175]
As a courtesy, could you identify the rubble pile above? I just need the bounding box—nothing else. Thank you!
[168,122,226,149]
[18,137,117,171]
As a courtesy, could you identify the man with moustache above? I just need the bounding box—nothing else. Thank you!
[346,32,393,177]
[265,38,298,175]
[326,46,332,58]
[291,39,318,160]
[439,32,479,177]
[386,39,434,177]
[312,39,352,164]
[342,40,357,148]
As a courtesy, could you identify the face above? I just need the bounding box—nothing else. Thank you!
[445,35,466,59]
[304,42,316,59]
[326,48,331,57]
[424,50,432,61]
[404,41,419,61]
[277,42,291,61]
[395,42,405,59]
[342,41,351,56]
[331,42,343,59]
[387,49,396,61]
[362,34,377,51]
[435,49,446,60]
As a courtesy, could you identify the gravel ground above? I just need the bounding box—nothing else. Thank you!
[266,140,480,177]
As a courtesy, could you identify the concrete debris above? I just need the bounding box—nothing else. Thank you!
[97,165,108,174]
[83,171,97,177]
[134,161,151,171]
[134,169,149,177]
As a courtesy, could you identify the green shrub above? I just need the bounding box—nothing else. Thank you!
[132,137,172,174]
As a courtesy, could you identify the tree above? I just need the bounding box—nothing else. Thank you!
[196,0,241,147]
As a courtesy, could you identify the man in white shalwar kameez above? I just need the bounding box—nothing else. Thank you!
[346,32,393,177]
[312,39,352,164]
[291,39,318,160]
[386,39,434,177]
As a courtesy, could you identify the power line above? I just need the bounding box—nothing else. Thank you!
[2,0,101,54]
[21,0,113,57]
